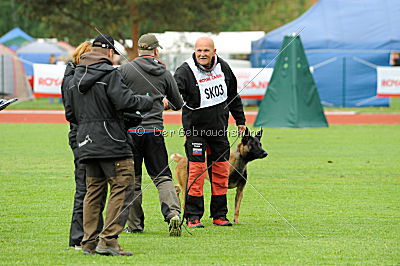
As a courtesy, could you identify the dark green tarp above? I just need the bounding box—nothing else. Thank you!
[254,35,328,128]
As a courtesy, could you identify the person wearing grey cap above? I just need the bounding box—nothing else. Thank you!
[65,33,154,256]
[119,33,184,237]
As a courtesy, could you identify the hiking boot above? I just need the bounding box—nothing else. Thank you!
[82,241,97,255]
[213,216,233,226]
[83,249,96,255]
[169,215,182,237]
[123,227,143,233]
[95,238,133,256]
[187,218,205,228]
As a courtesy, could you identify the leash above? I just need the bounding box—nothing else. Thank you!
[179,133,242,229]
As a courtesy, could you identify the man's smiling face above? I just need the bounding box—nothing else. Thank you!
[195,37,216,66]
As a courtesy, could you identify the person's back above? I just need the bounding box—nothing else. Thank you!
[65,33,154,256]
[119,34,183,237]
[119,54,183,129]
[69,51,152,161]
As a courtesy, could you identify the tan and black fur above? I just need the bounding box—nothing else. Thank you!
[171,129,267,224]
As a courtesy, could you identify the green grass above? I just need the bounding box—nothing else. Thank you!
[9,97,400,113]
[0,124,399,264]
[8,97,65,110]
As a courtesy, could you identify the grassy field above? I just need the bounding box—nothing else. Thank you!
[8,97,400,113]
[0,123,399,264]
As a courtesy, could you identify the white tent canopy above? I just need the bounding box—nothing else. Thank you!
[117,31,265,55]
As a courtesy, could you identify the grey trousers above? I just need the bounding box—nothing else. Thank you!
[127,174,180,231]
[126,132,181,231]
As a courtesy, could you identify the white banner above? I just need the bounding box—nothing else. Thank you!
[33,64,66,97]
[233,68,273,99]
[377,66,400,97]
[32,64,275,99]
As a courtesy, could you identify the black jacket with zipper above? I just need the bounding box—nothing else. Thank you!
[65,52,153,162]
[174,54,245,132]
[61,62,78,152]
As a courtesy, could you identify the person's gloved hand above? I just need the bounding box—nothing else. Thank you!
[123,111,143,130]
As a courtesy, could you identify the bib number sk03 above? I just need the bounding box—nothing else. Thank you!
[205,84,224,99]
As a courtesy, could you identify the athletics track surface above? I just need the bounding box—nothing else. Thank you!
[1,110,400,124]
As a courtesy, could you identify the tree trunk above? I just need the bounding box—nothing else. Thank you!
[128,2,139,60]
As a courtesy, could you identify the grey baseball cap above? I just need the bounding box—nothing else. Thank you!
[138,34,163,50]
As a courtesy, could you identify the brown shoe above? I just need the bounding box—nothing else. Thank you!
[95,238,133,256]
[82,240,97,255]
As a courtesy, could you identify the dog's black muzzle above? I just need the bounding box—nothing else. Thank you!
[260,151,268,158]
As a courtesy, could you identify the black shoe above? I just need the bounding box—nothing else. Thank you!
[123,227,143,233]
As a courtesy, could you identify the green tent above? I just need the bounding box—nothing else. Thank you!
[254,35,328,128]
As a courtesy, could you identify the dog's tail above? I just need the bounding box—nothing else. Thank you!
[170,153,184,163]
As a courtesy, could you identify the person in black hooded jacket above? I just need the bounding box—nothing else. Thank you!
[65,34,153,256]
[61,41,106,251]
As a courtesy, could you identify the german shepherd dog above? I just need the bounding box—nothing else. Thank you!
[171,128,268,224]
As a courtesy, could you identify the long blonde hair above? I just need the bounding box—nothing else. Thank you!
[72,41,92,64]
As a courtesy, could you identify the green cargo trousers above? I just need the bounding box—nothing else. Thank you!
[81,157,134,249]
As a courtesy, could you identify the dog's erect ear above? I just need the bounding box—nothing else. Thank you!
[255,128,263,140]
[242,127,251,145]
[244,127,250,136]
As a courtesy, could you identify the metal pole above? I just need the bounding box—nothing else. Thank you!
[342,57,346,107]
[1,55,4,96]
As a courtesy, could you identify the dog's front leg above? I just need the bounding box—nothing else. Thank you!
[234,183,245,224]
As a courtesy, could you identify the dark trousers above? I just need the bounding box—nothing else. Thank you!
[126,133,180,231]
[81,157,135,249]
[69,149,105,247]
[184,135,230,220]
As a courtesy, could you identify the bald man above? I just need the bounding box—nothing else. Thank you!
[174,37,246,228]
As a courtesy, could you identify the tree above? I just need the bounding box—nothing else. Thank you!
[8,0,315,59]
[14,0,230,59]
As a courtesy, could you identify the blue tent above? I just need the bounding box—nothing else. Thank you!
[0,28,34,51]
[251,0,400,107]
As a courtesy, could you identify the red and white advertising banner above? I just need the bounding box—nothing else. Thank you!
[377,66,400,97]
[233,68,273,99]
[33,64,66,97]
[32,64,275,99]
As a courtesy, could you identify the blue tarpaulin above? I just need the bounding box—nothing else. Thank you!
[251,0,400,107]
[0,28,34,50]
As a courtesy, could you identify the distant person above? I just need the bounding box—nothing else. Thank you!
[48,54,60,103]
[174,37,246,228]
[392,52,400,66]
[49,54,57,64]
[65,33,153,256]
[61,41,106,251]
[119,34,184,236]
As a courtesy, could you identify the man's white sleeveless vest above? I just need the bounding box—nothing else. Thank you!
[185,56,228,110]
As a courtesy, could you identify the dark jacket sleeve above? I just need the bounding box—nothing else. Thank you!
[165,71,183,111]
[224,62,246,126]
[106,69,153,112]
[68,123,78,150]
[173,65,188,102]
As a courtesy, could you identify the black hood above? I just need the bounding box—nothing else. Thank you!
[71,52,114,94]
[134,56,166,76]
